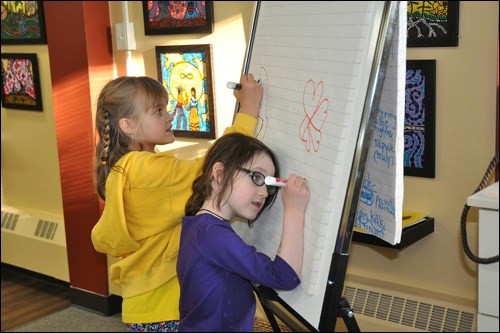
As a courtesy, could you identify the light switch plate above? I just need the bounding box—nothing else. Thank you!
[115,23,136,51]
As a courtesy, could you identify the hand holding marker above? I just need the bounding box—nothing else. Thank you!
[227,80,260,90]
[265,176,287,187]
[228,80,293,190]
[226,81,242,90]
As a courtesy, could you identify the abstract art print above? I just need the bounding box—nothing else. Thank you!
[1,53,43,111]
[404,60,436,178]
[155,44,215,139]
[1,1,47,44]
[407,1,459,47]
[143,1,213,35]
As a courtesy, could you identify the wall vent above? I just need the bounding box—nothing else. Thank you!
[343,285,475,332]
[34,219,58,240]
[1,210,19,231]
[0,206,65,245]
[1,204,69,282]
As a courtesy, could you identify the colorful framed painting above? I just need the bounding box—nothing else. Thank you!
[407,1,459,47]
[1,53,43,111]
[1,1,47,45]
[155,44,215,139]
[404,60,436,178]
[143,1,214,35]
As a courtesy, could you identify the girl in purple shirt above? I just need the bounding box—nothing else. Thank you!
[177,133,310,332]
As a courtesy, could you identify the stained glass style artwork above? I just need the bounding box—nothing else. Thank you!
[404,60,435,178]
[407,1,459,47]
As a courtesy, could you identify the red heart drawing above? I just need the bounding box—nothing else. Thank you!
[299,79,329,152]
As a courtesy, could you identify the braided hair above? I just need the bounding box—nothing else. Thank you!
[94,76,168,200]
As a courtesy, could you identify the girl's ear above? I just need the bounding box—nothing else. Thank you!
[119,118,135,134]
[211,162,225,185]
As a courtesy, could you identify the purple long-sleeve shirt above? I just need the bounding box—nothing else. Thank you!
[177,214,300,332]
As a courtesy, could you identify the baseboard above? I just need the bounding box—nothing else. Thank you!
[70,287,122,316]
[2,262,122,316]
[1,262,69,287]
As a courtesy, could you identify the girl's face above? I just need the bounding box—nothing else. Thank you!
[135,102,175,152]
[223,152,276,221]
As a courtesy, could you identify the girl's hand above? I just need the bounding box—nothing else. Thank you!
[278,173,310,275]
[281,173,310,213]
[233,73,263,119]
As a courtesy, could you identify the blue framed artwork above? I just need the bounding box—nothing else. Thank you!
[404,60,436,178]
[407,1,459,47]
[155,44,215,139]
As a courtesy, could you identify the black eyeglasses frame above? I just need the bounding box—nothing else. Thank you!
[237,167,277,196]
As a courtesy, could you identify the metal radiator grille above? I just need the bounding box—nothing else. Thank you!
[343,285,475,332]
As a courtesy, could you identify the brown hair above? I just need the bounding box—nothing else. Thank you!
[94,76,168,199]
[185,132,280,225]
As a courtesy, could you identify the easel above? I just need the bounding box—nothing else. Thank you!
[253,2,400,331]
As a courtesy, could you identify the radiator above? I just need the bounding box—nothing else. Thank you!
[342,275,476,332]
[1,204,69,282]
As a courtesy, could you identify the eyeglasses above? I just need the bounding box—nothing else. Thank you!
[237,167,277,196]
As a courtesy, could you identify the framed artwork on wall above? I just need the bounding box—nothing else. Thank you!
[155,44,215,139]
[1,53,43,111]
[407,1,459,47]
[404,60,436,178]
[1,1,47,45]
[143,1,214,35]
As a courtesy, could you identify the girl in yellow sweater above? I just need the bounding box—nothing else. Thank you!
[91,75,262,332]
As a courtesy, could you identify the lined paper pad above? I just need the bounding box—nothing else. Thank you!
[354,2,405,245]
[232,1,403,327]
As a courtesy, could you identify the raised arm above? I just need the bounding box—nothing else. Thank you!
[225,73,263,137]
[233,73,263,119]
[277,173,310,275]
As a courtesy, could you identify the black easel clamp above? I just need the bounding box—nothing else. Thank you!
[338,297,360,332]
[253,284,283,332]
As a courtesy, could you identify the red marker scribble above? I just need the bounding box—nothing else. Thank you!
[299,80,329,152]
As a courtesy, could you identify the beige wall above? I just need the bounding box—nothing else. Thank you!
[0,1,254,210]
[108,1,255,157]
[346,0,498,308]
[1,0,498,319]
[1,41,62,215]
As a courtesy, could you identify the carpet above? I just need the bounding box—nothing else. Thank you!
[8,306,123,332]
[8,306,290,332]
